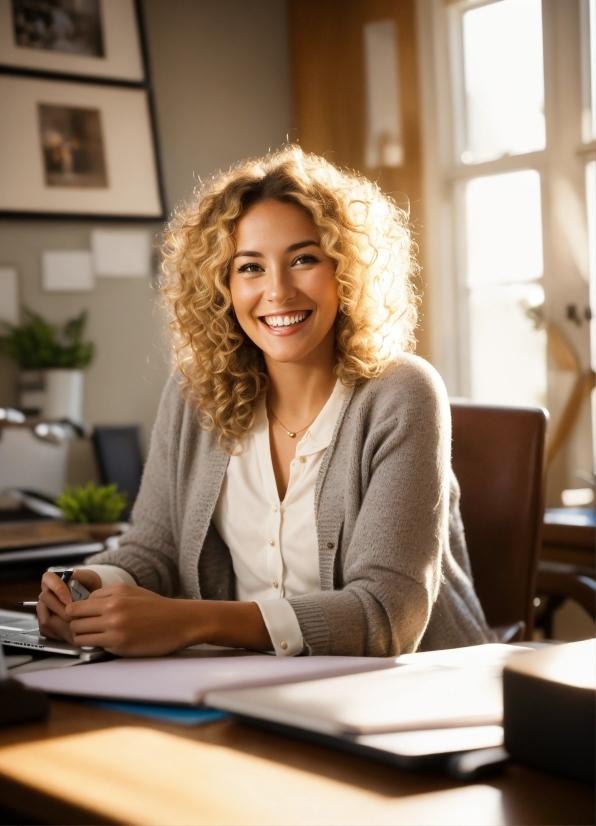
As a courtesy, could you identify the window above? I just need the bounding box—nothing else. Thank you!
[418,0,595,501]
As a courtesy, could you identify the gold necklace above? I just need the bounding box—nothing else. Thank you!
[268,408,320,438]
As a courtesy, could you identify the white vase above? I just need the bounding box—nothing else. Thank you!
[19,369,84,423]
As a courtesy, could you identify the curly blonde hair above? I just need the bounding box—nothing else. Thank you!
[161,145,419,450]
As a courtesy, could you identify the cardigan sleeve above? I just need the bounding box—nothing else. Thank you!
[85,375,183,596]
[287,357,455,657]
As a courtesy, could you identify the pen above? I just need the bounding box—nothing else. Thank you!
[14,569,74,609]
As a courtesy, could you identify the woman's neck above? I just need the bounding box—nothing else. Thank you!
[265,357,337,427]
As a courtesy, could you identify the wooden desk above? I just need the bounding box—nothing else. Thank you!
[541,509,596,572]
[0,517,593,825]
[537,509,596,635]
[0,698,593,825]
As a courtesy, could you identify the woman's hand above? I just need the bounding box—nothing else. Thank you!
[37,569,102,644]
[66,584,193,657]
[39,573,274,657]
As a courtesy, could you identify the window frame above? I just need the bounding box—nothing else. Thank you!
[417,0,592,398]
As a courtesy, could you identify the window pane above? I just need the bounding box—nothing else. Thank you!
[469,282,547,406]
[461,0,545,163]
[587,161,596,371]
[363,20,403,168]
[465,170,543,286]
[590,0,596,140]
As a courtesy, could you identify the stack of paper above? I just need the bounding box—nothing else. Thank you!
[205,644,529,734]
[17,649,397,705]
[18,643,531,761]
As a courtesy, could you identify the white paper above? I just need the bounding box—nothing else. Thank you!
[92,229,151,277]
[42,250,94,292]
[17,649,397,705]
[206,644,532,736]
[357,725,504,757]
[0,266,19,324]
[5,654,33,670]
[10,656,85,675]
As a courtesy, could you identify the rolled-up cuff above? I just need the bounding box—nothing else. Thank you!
[254,598,304,657]
[82,564,136,588]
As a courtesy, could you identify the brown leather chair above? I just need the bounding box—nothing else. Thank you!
[451,402,548,642]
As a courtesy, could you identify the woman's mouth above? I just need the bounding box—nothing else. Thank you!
[259,310,312,334]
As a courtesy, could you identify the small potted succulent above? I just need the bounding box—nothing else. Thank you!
[56,482,128,541]
[0,308,94,423]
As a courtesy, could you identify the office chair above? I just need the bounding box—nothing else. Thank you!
[92,426,144,520]
[450,402,548,642]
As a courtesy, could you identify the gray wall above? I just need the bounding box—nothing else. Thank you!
[0,0,291,452]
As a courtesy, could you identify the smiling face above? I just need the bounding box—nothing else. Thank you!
[229,199,339,370]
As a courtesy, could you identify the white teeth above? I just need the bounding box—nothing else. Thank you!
[264,313,307,328]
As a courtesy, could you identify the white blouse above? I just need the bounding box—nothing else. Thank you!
[85,380,347,656]
[212,379,346,655]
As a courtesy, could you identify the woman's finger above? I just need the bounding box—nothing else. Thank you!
[70,616,107,636]
[38,588,71,621]
[41,571,72,607]
[36,600,51,626]
[70,569,102,593]
[70,632,107,649]
[38,613,74,644]
[66,595,110,618]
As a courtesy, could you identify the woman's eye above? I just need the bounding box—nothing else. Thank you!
[292,254,320,266]
[237,262,263,274]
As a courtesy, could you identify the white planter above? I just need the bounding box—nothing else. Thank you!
[19,369,84,423]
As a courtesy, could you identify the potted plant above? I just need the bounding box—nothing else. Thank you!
[56,482,128,541]
[0,308,94,423]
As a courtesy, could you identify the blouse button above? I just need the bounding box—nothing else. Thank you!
[273,505,278,512]
[326,541,335,549]
[269,539,275,546]
[299,456,306,464]
[273,580,279,589]
[280,641,288,650]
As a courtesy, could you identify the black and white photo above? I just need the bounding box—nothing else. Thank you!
[12,0,104,58]
[0,0,143,82]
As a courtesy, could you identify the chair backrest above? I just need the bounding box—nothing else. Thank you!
[450,402,547,639]
[92,426,144,520]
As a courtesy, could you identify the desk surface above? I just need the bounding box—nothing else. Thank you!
[0,698,593,826]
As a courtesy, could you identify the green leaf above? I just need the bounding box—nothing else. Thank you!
[56,482,127,524]
[0,307,94,369]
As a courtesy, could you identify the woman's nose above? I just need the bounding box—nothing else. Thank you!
[266,267,296,304]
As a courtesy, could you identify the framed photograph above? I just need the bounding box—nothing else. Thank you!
[0,0,144,83]
[0,74,164,219]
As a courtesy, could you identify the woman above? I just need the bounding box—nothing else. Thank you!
[38,146,492,657]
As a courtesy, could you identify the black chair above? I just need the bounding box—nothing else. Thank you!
[92,426,144,520]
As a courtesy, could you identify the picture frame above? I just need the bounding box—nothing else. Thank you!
[0,0,145,84]
[0,74,165,220]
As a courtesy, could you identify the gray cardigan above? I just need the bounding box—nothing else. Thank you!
[88,354,493,656]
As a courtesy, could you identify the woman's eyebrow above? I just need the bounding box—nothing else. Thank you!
[286,240,319,253]
[233,240,320,259]
[233,249,264,259]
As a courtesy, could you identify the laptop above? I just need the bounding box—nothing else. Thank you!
[0,609,105,662]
